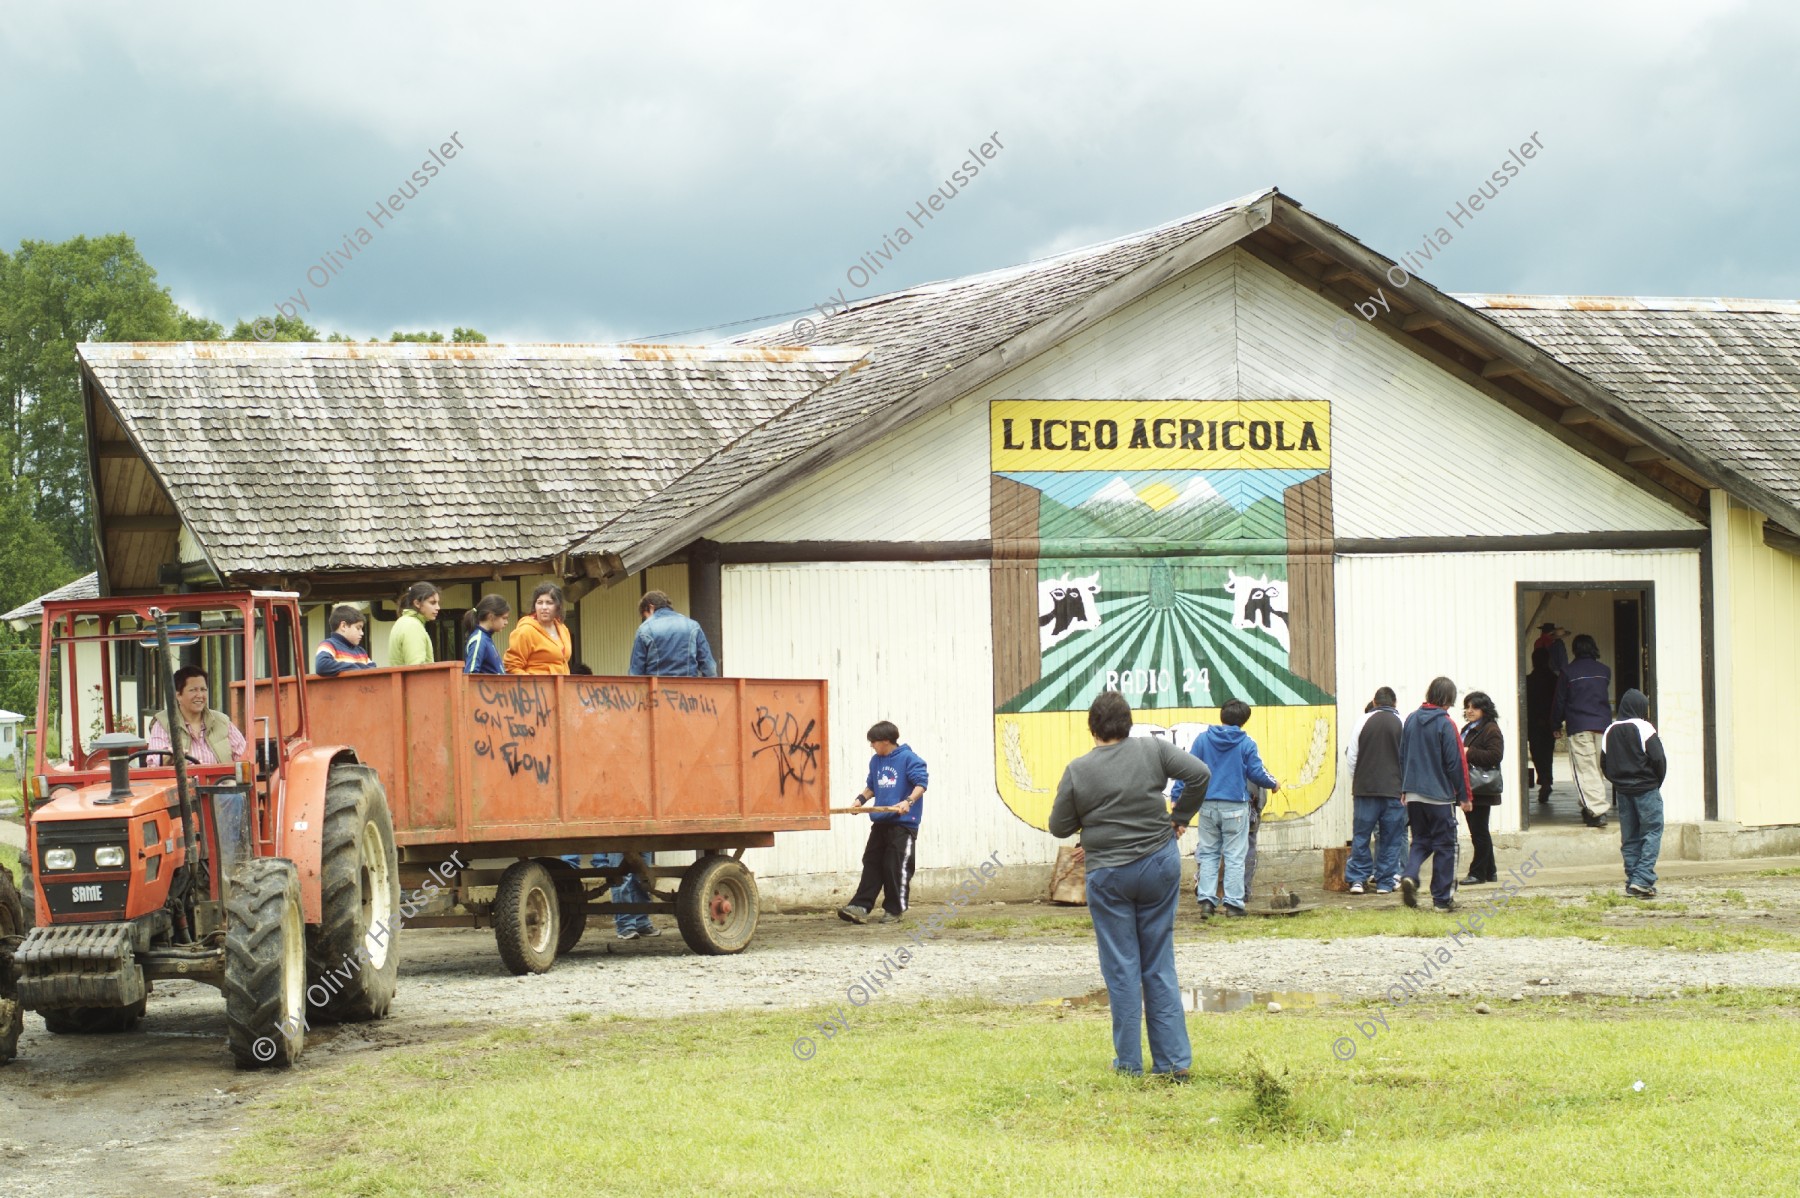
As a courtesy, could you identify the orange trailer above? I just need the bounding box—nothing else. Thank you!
[299,665,829,970]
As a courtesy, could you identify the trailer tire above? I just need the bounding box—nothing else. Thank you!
[494,861,559,975]
[546,861,588,957]
[306,762,401,1023]
[0,869,23,1064]
[676,855,759,955]
[224,858,307,1069]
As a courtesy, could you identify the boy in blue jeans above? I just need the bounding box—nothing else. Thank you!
[1184,699,1280,917]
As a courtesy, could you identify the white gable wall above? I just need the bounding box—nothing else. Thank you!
[712,249,1706,894]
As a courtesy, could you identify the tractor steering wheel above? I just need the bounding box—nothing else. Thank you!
[79,747,201,769]
[128,749,202,767]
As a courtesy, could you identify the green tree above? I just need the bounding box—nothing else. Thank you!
[0,234,205,570]
[451,327,487,343]
[228,312,319,342]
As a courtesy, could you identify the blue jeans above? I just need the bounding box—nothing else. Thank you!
[1086,838,1189,1074]
[1404,802,1460,907]
[1194,801,1250,909]
[1616,789,1664,888]
[573,852,656,933]
[1348,796,1408,887]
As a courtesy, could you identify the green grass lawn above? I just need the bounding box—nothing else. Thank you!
[0,843,19,886]
[220,992,1800,1197]
[941,891,1800,953]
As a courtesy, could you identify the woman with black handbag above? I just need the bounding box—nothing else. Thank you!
[1460,691,1505,885]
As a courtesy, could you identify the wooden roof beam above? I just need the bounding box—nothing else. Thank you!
[1480,360,1526,380]
[1625,446,1668,465]
[1559,407,1599,426]
[1401,313,1444,333]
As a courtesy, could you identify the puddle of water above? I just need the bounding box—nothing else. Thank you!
[1060,986,1340,1013]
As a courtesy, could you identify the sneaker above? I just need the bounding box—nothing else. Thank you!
[1460,875,1488,886]
[616,928,640,941]
[837,905,870,924]
[1222,904,1246,918]
[1197,899,1216,920]
[874,912,897,924]
[1433,901,1456,913]
[1348,881,1366,895]
[1400,877,1419,909]
[1627,883,1656,899]
[1375,885,1396,895]
[635,924,661,937]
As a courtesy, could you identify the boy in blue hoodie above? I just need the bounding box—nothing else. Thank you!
[1181,699,1280,917]
[838,722,930,925]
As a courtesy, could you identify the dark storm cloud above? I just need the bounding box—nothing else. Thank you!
[1,0,1795,344]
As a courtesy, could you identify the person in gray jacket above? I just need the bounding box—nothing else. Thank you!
[1345,687,1407,894]
[1050,692,1211,1080]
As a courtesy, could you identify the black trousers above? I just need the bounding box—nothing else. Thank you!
[1464,803,1496,882]
[1528,729,1555,791]
[850,823,918,915]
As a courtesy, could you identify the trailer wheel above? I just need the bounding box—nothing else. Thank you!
[306,762,401,1023]
[676,855,759,955]
[494,861,559,975]
[40,999,146,1035]
[546,861,588,958]
[224,858,307,1069]
[0,869,23,1064]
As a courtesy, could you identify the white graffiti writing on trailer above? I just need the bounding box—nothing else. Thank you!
[1224,570,1289,653]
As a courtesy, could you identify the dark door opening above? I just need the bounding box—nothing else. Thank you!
[1516,582,1655,830]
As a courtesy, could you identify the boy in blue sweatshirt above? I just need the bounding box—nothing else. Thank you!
[1179,699,1280,917]
[313,605,376,676]
[838,722,930,925]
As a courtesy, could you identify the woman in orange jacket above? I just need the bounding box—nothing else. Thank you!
[503,583,573,675]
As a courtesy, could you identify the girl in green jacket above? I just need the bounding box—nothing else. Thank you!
[390,581,441,665]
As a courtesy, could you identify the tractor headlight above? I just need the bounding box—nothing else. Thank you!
[45,847,77,870]
[94,846,126,868]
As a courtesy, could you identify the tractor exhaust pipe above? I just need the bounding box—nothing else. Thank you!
[149,607,202,942]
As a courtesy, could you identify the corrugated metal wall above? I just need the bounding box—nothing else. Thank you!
[721,561,1060,879]
[1333,549,1706,831]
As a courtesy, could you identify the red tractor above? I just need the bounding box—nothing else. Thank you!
[0,592,399,1068]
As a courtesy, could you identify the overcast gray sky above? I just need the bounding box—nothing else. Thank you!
[4,1,1795,343]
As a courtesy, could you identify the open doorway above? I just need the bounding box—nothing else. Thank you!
[1516,582,1655,829]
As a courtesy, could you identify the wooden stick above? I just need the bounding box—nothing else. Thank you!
[829,805,902,815]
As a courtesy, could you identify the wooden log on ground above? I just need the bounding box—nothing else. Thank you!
[1048,846,1087,905]
[1322,843,1352,892]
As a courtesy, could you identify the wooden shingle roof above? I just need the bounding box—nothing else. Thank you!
[572,190,1278,573]
[1462,296,1800,529]
[80,342,866,586]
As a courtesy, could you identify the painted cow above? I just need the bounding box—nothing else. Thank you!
[1224,570,1290,653]
[1038,571,1102,650]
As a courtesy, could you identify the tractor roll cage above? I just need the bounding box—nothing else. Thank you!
[32,591,309,796]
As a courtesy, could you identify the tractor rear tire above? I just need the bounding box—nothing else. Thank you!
[224,858,307,1069]
[306,762,401,1023]
[675,855,759,955]
[494,861,559,975]
[0,869,23,1063]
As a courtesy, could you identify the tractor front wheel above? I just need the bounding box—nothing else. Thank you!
[224,858,307,1069]
[0,869,23,1063]
[40,999,146,1035]
[676,855,759,955]
[494,861,559,975]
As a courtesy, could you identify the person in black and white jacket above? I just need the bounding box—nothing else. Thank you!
[1601,689,1668,898]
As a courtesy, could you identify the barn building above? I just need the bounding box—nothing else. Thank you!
[34,188,1800,900]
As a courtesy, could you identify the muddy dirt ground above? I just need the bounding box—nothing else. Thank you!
[5,866,1800,1196]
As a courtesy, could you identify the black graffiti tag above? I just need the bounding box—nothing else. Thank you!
[751,706,821,795]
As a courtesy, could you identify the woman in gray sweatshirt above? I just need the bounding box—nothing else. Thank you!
[1049,691,1212,1079]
